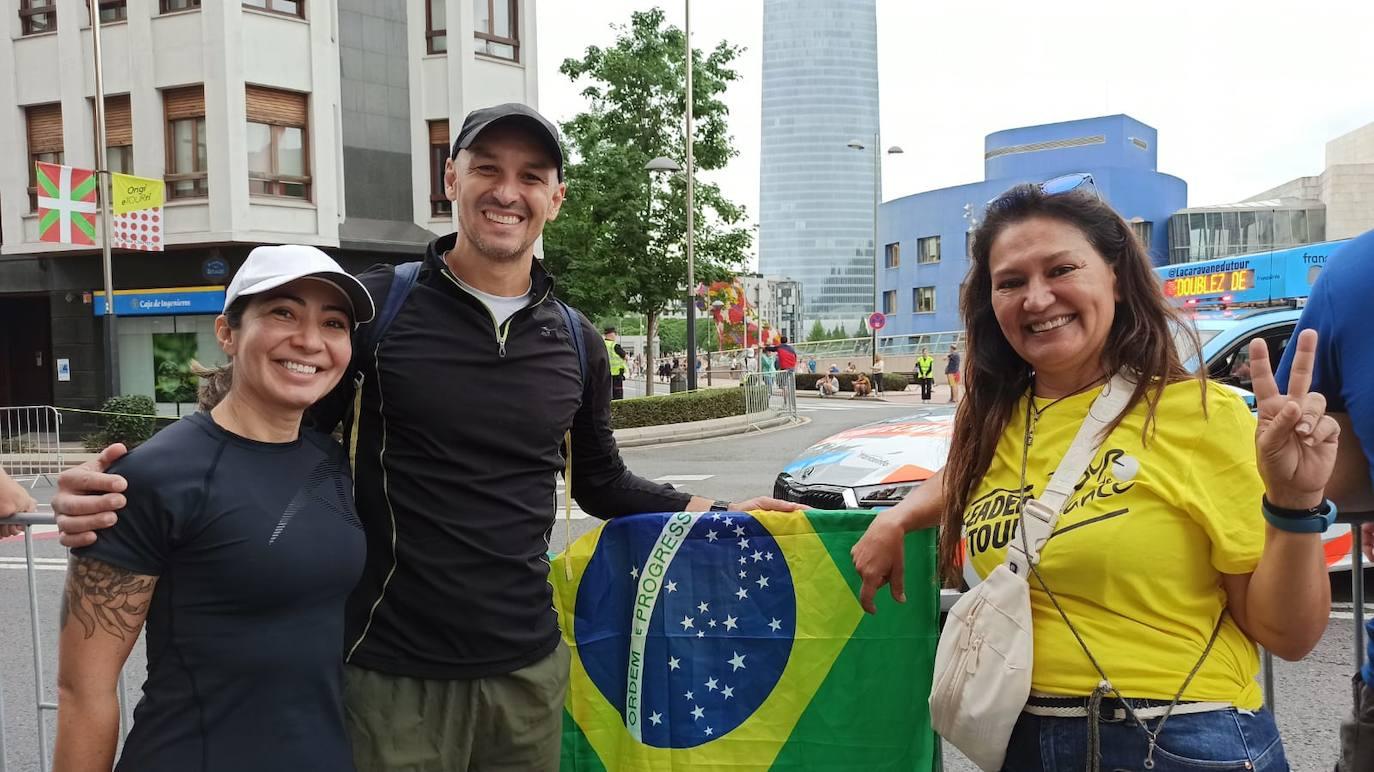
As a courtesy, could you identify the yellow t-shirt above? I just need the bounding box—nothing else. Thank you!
[964,379,1265,709]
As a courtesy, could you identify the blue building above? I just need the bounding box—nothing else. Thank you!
[878,115,1187,335]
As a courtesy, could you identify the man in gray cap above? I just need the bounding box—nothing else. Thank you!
[54,102,798,771]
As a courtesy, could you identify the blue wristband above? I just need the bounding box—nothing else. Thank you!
[1261,496,1338,534]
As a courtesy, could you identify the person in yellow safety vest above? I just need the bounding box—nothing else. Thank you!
[914,347,935,402]
[604,326,628,400]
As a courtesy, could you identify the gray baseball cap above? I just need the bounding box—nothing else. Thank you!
[451,102,564,181]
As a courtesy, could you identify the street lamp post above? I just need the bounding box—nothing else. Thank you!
[847,136,902,367]
[645,155,684,393]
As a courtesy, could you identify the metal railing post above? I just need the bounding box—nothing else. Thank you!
[1354,525,1366,678]
[23,527,53,772]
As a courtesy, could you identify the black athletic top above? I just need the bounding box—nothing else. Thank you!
[76,411,365,772]
[310,234,692,680]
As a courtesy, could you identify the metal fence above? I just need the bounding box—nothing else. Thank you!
[739,371,797,426]
[0,408,63,489]
[0,513,133,772]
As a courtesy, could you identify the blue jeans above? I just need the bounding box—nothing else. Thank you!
[1001,708,1288,771]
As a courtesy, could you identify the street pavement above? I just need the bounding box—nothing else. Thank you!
[0,396,1364,770]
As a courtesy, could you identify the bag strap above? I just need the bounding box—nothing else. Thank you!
[362,261,422,355]
[553,299,587,581]
[554,299,588,393]
[1006,372,1134,574]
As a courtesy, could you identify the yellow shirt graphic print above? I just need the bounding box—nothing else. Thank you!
[964,380,1266,709]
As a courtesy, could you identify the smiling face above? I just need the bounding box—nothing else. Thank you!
[446,121,566,263]
[217,278,353,415]
[988,216,1119,387]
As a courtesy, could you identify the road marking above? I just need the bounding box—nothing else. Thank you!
[654,475,715,482]
[797,402,898,411]
[0,556,67,572]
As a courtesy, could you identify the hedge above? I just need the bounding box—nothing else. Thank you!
[83,394,158,451]
[611,386,762,430]
[795,373,909,392]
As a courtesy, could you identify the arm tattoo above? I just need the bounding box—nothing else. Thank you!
[61,556,155,641]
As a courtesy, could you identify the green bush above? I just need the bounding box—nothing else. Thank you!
[795,373,906,392]
[611,388,750,430]
[95,394,158,449]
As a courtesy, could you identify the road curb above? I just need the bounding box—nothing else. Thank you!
[614,409,798,448]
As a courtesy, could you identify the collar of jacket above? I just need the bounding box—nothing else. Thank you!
[422,232,558,301]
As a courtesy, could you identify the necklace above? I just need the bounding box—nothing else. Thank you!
[1026,373,1109,445]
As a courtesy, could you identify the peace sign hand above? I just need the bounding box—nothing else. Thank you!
[1249,329,1340,510]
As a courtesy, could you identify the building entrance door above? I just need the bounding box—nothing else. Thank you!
[0,295,54,407]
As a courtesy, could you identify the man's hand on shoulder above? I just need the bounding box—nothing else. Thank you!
[0,466,39,538]
[53,444,129,549]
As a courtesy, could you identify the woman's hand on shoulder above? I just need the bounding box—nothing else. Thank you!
[1249,330,1340,509]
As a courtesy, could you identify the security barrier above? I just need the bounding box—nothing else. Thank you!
[0,408,63,488]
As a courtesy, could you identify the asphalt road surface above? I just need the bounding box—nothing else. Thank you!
[0,398,1362,770]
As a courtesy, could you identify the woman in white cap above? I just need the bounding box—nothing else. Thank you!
[53,245,375,772]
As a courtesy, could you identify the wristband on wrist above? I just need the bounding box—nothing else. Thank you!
[1261,495,1337,534]
[709,499,733,512]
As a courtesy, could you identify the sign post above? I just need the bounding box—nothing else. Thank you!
[867,311,886,367]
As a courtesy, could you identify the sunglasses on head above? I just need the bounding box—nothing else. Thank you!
[986,172,1100,213]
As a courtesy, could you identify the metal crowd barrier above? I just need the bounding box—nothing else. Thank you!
[0,408,64,489]
[0,512,132,772]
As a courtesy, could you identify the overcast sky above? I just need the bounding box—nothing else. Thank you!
[536,0,1374,260]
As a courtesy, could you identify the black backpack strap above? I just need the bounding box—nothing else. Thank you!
[362,261,422,354]
[555,299,588,397]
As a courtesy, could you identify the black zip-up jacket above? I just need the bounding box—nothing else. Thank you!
[310,234,692,679]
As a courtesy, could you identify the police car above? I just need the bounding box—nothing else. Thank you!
[774,306,1361,572]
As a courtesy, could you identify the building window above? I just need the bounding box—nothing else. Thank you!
[473,0,518,61]
[243,0,303,18]
[427,0,447,53]
[245,86,310,199]
[93,95,133,176]
[26,104,64,211]
[881,290,897,315]
[88,0,126,22]
[1130,221,1152,250]
[914,286,936,314]
[160,0,200,12]
[883,242,899,268]
[917,235,941,264]
[429,120,452,217]
[19,0,56,35]
[164,86,208,199]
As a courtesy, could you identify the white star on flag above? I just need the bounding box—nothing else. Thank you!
[692,705,705,720]
[723,517,734,526]
[669,657,681,670]
[752,550,764,562]
[766,552,774,561]
[738,556,747,565]
[723,615,738,631]
[706,530,718,542]
[705,677,718,691]
[756,575,770,589]
[697,630,704,638]
[666,580,678,593]
[729,652,747,671]
[685,690,695,700]
[738,538,750,550]
[738,570,747,579]
[698,602,710,613]
[680,616,695,630]
[736,587,749,600]
[705,726,714,736]
[769,618,783,632]
[721,685,734,699]
[732,524,745,537]
[630,567,639,578]
[650,712,663,725]
[708,619,717,628]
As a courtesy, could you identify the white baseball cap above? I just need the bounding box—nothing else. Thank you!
[224,245,375,324]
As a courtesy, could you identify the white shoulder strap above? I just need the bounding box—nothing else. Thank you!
[1007,373,1135,574]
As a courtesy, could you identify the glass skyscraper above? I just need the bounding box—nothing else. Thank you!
[758,0,879,330]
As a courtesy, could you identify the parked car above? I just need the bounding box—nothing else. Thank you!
[774,305,1362,573]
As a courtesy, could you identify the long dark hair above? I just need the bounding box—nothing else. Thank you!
[937,185,1203,585]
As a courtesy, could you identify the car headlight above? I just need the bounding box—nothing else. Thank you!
[853,482,920,507]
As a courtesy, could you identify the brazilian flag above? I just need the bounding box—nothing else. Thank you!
[553,509,940,771]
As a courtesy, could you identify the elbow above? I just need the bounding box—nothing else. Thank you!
[1253,620,1327,662]
[1266,635,1320,663]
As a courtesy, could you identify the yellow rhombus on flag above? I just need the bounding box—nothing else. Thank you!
[553,509,941,771]
[110,173,165,215]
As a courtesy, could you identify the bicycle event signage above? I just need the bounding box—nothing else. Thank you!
[110,173,165,252]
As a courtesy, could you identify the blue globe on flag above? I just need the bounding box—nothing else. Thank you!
[573,512,796,748]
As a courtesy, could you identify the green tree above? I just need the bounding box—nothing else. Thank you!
[830,325,848,340]
[657,317,718,355]
[852,321,868,339]
[542,8,751,395]
[807,320,828,342]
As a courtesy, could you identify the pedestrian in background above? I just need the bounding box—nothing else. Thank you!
[807,354,818,374]
[872,356,886,395]
[945,343,962,402]
[851,182,1333,770]
[0,465,38,539]
[53,246,374,772]
[851,372,872,398]
[1272,229,1374,772]
[603,326,628,400]
[914,346,935,402]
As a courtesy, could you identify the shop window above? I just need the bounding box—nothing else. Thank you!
[164,86,208,199]
[914,286,936,314]
[427,0,447,53]
[473,0,518,61]
[429,120,452,217]
[26,103,64,211]
[883,242,899,268]
[19,0,55,35]
[246,86,310,199]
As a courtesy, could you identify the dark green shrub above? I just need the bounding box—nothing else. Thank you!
[98,395,158,449]
[611,388,749,430]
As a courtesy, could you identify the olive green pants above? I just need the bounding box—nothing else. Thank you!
[345,642,570,772]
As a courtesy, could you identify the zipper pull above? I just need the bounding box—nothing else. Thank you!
[498,340,507,358]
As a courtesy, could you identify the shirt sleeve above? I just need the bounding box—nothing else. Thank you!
[1276,275,1343,409]
[1182,388,1266,575]
[73,454,181,577]
[567,313,693,516]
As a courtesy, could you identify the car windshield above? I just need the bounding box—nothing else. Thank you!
[1170,322,1224,363]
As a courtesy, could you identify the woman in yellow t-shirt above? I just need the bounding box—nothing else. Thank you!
[851,179,1337,771]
